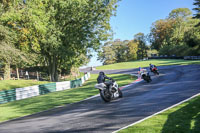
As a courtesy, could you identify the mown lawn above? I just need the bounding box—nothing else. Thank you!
[0,80,51,91]
[96,59,200,70]
[0,74,135,122]
[119,95,200,133]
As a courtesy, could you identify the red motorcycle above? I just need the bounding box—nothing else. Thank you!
[151,66,159,75]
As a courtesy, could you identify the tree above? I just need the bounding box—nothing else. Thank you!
[149,8,200,56]
[150,19,175,50]
[0,0,119,81]
[98,41,118,65]
[0,24,31,80]
[193,0,200,26]
[127,40,138,60]
[134,33,148,59]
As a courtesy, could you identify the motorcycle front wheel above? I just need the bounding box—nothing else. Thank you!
[100,90,112,102]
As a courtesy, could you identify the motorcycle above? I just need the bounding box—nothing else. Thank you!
[95,80,123,102]
[139,69,152,83]
[151,66,159,75]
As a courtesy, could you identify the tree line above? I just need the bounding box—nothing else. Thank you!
[0,0,119,81]
[98,0,200,65]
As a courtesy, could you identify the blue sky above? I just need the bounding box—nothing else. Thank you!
[85,0,195,67]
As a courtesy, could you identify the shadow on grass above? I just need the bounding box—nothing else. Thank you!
[162,96,200,133]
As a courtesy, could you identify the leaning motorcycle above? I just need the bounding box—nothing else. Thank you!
[140,69,152,83]
[95,80,123,102]
[151,67,159,75]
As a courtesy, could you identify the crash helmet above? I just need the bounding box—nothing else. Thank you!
[99,71,105,75]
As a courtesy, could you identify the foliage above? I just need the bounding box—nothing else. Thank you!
[0,24,33,79]
[134,32,148,59]
[127,40,138,60]
[193,0,200,26]
[150,8,200,56]
[0,0,119,81]
[147,49,158,57]
[98,32,148,65]
[150,19,175,50]
[98,39,139,65]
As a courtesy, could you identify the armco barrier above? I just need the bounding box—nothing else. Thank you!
[0,72,90,104]
[84,74,88,80]
[56,81,70,91]
[0,89,16,104]
[184,56,200,60]
[81,77,85,84]
[70,78,82,88]
[16,85,39,100]
[39,83,56,95]
[87,72,91,78]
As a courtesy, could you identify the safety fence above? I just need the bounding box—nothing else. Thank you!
[184,56,200,60]
[0,72,91,104]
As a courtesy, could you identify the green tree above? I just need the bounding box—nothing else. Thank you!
[134,33,148,59]
[127,40,138,60]
[150,19,175,50]
[193,0,200,26]
[98,41,117,65]
[0,24,31,80]
[1,0,119,81]
[150,8,199,56]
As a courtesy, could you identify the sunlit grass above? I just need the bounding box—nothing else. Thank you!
[0,74,136,122]
[96,59,200,70]
[119,95,200,133]
[0,80,51,91]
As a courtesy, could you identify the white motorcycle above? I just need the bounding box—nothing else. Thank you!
[95,80,123,102]
[139,69,152,83]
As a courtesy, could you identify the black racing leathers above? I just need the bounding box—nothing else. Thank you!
[97,74,112,94]
[97,74,112,84]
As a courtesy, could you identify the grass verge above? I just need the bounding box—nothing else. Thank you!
[0,80,51,91]
[118,95,200,133]
[96,59,200,70]
[0,74,136,123]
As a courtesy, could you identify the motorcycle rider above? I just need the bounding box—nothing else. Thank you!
[149,63,154,71]
[150,63,158,72]
[97,71,113,94]
[138,67,151,80]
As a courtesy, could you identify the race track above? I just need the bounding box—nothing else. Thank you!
[0,65,199,133]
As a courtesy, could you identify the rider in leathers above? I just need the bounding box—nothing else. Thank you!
[97,72,113,94]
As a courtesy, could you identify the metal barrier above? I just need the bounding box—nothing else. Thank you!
[0,72,90,104]
[184,56,200,60]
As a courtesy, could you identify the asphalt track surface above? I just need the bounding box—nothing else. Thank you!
[0,65,199,133]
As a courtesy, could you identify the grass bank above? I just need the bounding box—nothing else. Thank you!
[119,95,200,133]
[96,59,200,70]
[0,80,50,91]
[0,74,135,122]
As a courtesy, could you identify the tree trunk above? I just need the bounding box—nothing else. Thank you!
[4,62,11,80]
[48,55,58,82]
[16,67,20,80]
[36,71,39,81]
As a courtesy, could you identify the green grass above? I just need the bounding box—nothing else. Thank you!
[96,59,200,70]
[119,95,200,133]
[0,74,136,122]
[0,80,51,91]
